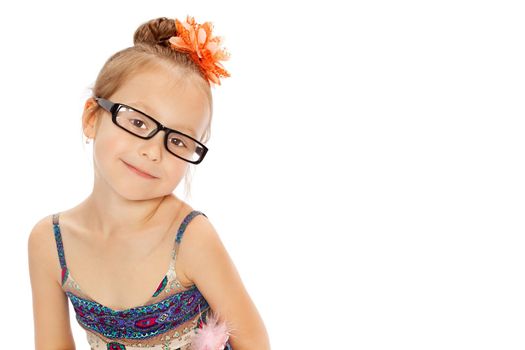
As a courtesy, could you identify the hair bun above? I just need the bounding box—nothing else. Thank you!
[133,17,177,46]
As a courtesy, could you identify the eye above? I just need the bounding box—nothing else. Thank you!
[169,136,187,148]
[130,119,147,129]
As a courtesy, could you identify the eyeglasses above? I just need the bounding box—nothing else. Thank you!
[94,97,208,164]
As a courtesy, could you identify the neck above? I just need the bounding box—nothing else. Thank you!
[78,174,181,239]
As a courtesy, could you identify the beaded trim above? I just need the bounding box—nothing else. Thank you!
[67,285,209,340]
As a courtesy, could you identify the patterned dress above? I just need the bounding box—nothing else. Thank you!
[52,210,232,350]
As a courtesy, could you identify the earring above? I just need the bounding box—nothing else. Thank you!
[86,138,91,144]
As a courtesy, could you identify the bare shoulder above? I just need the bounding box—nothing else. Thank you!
[27,214,60,283]
[28,213,76,348]
[175,211,227,280]
[177,211,224,264]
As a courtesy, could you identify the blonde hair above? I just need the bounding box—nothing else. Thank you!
[82,17,215,200]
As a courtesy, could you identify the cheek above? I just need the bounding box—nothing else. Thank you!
[162,159,189,184]
[93,130,129,164]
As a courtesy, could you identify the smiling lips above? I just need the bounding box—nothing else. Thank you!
[123,160,158,179]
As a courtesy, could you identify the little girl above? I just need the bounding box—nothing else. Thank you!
[28,15,270,350]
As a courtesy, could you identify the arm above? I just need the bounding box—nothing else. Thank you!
[177,215,271,350]
[28,216,76,350]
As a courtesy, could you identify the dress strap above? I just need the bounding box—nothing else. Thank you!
[173,210,207,258]
[52,213,68,270]
[176,210,207,244]
[52,213,70,286]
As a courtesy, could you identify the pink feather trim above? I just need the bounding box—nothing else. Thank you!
[190,311,232,350]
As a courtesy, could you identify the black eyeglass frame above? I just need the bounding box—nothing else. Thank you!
[94,97,208,164]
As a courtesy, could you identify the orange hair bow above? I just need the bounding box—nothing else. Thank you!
[168,16,231,86]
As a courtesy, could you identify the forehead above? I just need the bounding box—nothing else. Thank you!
[110,67,210,137]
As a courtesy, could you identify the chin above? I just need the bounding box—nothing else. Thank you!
[116,184,182,202]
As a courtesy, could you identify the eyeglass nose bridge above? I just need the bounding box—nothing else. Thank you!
[143,122,171,141]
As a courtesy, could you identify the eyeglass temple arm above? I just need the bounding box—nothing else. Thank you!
[94,97,115,112]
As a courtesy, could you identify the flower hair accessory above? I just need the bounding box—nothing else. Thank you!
[168,16,231,86]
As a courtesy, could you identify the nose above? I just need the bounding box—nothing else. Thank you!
[139,130,165,161]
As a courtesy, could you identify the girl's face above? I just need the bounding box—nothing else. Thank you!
[83,66,210,200]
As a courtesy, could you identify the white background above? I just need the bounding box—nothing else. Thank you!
[1,0,524,349]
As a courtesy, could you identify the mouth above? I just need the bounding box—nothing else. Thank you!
[122,160,158,179]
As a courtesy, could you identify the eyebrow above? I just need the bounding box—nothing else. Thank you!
[127,100,198,138]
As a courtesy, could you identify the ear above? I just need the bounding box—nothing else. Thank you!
[82,97,102,139]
